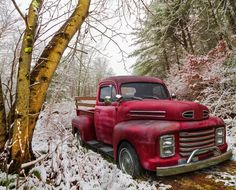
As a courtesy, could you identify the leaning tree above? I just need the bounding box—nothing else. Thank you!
[0,0,90,170]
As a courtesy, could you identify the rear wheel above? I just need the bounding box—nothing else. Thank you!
[118,142,142,178]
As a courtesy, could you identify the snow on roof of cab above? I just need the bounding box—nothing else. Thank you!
[100,75,164,85]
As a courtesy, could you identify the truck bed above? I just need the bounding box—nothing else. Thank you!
[75,96,96,115]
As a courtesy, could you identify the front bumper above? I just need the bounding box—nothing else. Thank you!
[156,148,232,176]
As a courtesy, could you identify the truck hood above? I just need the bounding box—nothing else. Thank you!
[119,99,209,121]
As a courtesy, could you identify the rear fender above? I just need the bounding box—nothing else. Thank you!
[72,116,96,141]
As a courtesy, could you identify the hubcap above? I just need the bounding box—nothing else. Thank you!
[119,148,134,175]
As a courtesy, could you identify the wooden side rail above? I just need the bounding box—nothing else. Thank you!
[75,96,96,109]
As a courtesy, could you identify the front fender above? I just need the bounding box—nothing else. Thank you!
[72,116,96,141]
[113,120,180,164]
[113,117,226,171]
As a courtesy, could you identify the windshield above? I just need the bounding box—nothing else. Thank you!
[121,82,169,100]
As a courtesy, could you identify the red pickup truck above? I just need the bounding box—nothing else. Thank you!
[72,76,232,177]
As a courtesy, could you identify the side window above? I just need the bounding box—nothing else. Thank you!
[99,85,117,102]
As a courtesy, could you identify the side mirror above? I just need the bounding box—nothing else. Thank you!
[104,96,112,105]
[171,93,176,99]
[115,94,123,102]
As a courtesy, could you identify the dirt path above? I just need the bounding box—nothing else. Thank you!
[152,160,236,190]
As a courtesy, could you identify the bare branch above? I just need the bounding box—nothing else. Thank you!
[10,0,28,27]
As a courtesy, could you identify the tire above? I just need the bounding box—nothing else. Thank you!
[118,142,142,178]
[75,131,83,148]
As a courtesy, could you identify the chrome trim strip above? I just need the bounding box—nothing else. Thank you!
[180,129,214,137]
[180,143,215,152]
[128,114,166,118]
[180,138,215,147]
[129,110,166,114]
[129,110,166,118]
[180,134,215,142]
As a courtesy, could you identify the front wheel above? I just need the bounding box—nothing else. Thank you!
[118,142,142,178]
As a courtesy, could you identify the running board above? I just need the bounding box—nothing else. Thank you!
[86,140,114,158]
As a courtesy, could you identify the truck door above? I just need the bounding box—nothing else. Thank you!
[95,84,117,145]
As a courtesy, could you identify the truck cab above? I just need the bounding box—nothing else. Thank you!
[72,76,232,177]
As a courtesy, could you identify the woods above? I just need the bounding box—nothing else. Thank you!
[132,0,236,117]
[132,0,236,76]
[0,0,235,189]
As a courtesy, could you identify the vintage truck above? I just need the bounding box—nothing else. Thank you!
[72,75,232,177]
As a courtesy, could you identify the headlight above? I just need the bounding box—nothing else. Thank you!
[215,127,225,146]
[160,135,175,158]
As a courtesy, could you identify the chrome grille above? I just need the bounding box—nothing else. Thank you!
[179,128,215,157]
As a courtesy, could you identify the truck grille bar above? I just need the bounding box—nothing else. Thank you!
[179,128,215,157]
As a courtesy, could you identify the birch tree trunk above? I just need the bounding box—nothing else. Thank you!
[11,0,44,168]
[28,0,90,148]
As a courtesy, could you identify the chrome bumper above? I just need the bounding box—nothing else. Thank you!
[156,147,232,176]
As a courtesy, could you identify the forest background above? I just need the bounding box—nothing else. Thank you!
[0,0,235,180]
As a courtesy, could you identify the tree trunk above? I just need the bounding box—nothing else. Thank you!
[0,76,7,152]
[174,41,181,70]
[186,26,194,54]
[226,7,236,34]
[28,0,91,154]
[163,45,170,72]
[179,19,189,52]
[229,0,236,17]
[11,0,43,168]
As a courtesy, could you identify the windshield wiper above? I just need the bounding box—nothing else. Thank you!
[123,96,143,101]
[142,96,159,100]
[132,96,143,100]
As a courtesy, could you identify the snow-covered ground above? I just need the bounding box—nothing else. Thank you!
[0,101,235,189]
[202,119,236,188]
[0,102,171,190]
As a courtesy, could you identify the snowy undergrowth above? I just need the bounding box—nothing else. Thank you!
[203,119,236,187]
[225,119,236,161]
[1,101,170,190]
[206,171,236,187]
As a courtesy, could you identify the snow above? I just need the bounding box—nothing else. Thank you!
[203,118,236,187]
[206,172,236,187]
[225,119,236,161]
[1,101,235,189]
[0,172,17,189]
[2,101,170,190]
